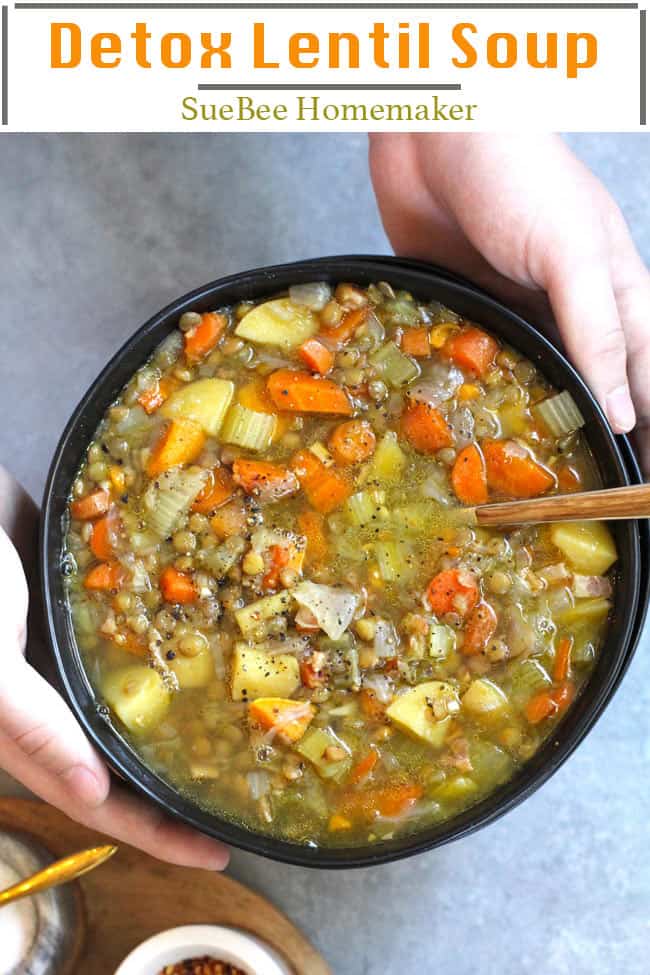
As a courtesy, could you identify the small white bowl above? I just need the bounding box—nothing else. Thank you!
[114,924,292,975]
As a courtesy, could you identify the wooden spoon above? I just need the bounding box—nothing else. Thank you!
[465,483,650,528]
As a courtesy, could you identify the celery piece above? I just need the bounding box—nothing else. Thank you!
[234,590,295,639]
[296,726,351,780]
[345,489,386,527]
[235,298,317,350]
[145,468,207,538]
[308,441,335,467]
[428,623,456,661]
[533,390,585,437]
[508,659,551,709]
[557,597,611,626]
[374,540,414,583]
[434,775,479,802]
[370,342,421,388]
[220,403,276,452]
[368,431,407,482]
[160,378,234,437]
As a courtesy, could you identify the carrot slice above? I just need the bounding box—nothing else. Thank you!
[525,682,575,724]
[298,338,335,375]
[137,376,180,415]
[89,509,119,561]
[160,566,197,604]
[400,327,431,358]
[482,439,556,499]
[248,698,315,745]
[328,420,376,466]
[340,782,423,821]
[462,600,498,655]
[267,370,352,415]
[191,466,235,514]
[232,459,299,503]
[297,510,328,565]
[184,311,227,362]
[553,636,573,683]
[401,402,452,454]
[84,561,125,592]
[348,748,379,785]
[319,306,368,348]
[70,490,110,521]
[146,418,206,478]
[451,443,488,505]
[291,450,353,513]
[426,568,479,618]
[443,326,499,376]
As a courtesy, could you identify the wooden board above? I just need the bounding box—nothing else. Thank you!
[0,799,330,975]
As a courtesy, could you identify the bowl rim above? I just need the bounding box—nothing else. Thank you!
[40,255,643,869]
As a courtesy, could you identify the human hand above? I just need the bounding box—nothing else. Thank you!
[369,133,650,474]
[0,465,229,870]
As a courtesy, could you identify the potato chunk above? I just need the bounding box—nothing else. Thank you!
[230,644,300,701]
[550,520,617,576]
[235,298,317,350]
[170,643,215,689]
[160,378,234,437]
[386,681,459,749]
[102,666,170,734]
[462,678,509,723]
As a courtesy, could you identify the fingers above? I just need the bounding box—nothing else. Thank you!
[546,262,635,435]
[0,727,229,871]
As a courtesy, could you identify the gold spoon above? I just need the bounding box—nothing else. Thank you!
[0,844,117,908]
[463,483,650,528]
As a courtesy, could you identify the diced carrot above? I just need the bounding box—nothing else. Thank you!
[267,370,352,415]
[328,814,352,832]
[525,682,575,724]
[319,306,368,348]
[553,636,573,683]
[462,601,498,655]
[160,566,197,604]
[89,509,119,561]
[339,782,423,821]
[300,655,326,688]
[297,510,328,566]
[112,630,149,658]
[328,420,377,466]
[248,697,315,745]
[70,490,110,521]
[232,458,299,503]
[291,450,353,514]
[400,327,431,358]
[401,402,452,454]
[146,419,206,478]
[210,499,248,540]
[451,443,488,506]
[237,379,277,414]
[137,376,180,415]
[191,466,234,514]
[458,383,480,401]
[348,748,379,785]
[298,338,335,375]
[557,464,583,494]
[184,311,227,362]
[84,561,125,592]
[443,326,499,376]
[482,439,556,499]
[262,544,291,591]
[426,568,479,618]
[359,688,387,722]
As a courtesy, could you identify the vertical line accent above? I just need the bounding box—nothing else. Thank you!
[1,6,7,125]
[641,9,647,125]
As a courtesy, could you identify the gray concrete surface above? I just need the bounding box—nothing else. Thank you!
[0,134,648,975]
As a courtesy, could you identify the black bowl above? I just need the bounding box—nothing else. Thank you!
[41,256,644,868]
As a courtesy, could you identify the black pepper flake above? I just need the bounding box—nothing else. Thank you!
[121,494,129,504]
[166,650,176,660]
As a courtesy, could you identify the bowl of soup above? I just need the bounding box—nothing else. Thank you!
[41,256,644,867]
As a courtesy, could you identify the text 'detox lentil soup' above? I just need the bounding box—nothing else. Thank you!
[65,280,617,847]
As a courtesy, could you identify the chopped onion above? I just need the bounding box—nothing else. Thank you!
[447,406,475,447]
[289,281,332,311]
[115,405,149,434]
[533,390,585,437]
[363,673,393,703]
[421,468,455,506]
[373,619,398,658]
[247,771,270,799]
[293,581,358,640]
[410,362,463,406]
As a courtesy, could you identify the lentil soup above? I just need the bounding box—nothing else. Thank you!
[65,280,617,847]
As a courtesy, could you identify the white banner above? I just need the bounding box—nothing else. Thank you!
[0,2,646,131]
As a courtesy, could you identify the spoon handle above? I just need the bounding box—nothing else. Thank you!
[474,483,650,528]
[0,844,117,907]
